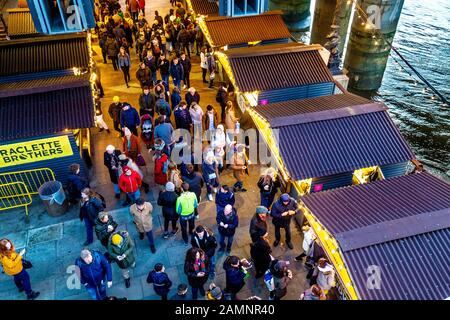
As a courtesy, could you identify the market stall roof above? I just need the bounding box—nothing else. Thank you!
[6,8,38,38]
[187,0,219,17]
[0,75,94,141]
[0,33,89,78]
[204,11,291,47]
[252,93,415,180]
[224,43,333,92]
[301,172,450,300]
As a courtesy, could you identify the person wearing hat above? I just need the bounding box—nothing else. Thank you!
[249,206,269,243]
[176,183,198,244]
[104,145,122,199]
[120,103,140,137]
[146,263,172,300]
[107,230,136,288]
[75,249,112,300]
[270,193,299,249]
[250,230,272,278]
[312,258,336,293]
[130,198,156,253]
[217,204,239,254]
[118,165,142,205]
[206,283,231,300]
[157,181,179,239]
[268,259,293,300]
[108,96,123,137]
[94,212,118,248]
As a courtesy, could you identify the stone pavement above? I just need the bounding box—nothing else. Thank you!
[0,0,310,300]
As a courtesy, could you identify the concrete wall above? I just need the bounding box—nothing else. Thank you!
[269,0,311,32]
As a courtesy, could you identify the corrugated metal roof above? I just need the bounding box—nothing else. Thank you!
[254,93,372,122]
[6,8,37,37]
[188,0,219,16]
[0,33,89,77]
[0,77,94,141]
[301,173,450,300]
[204,12,291,47]
[226,43,334,92]
[276,109,415,180]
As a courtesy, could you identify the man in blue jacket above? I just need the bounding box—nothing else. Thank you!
[217,204,239,253]
[120,103,140,136]
[75,249,112,300]
[146,263,172,300]
[270,193,299,250]
[215,185,235,214]
[169,56,184,90]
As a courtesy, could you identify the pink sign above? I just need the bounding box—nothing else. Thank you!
[313,184,323,192]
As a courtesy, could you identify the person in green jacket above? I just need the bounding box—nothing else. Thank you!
[108,230,136,288]
[94,212,118,248]
[176,183,198,244]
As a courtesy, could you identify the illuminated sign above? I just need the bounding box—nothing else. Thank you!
[0,136,74,167]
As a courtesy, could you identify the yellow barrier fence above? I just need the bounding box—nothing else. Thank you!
[0,168,55,195]
[0,182,32,218]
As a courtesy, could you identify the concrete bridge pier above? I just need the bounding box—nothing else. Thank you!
[269,0,311,32]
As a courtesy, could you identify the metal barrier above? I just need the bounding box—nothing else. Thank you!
[0,168,55,195]
[0,182,32,218]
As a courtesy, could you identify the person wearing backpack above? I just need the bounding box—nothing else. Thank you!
[177,183,198,244]
[80,188,105,246]
[153,147,170,188]
[146,263,172,300]
[191,225,217,278]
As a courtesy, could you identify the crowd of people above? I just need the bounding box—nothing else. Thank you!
[0,0,337,302]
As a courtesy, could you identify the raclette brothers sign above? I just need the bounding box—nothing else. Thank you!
[0,136,73,167]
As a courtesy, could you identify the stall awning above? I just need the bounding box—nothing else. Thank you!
[252,94,415,180]
[0,75,94,141]
[6,8,38,38]
[188,0,219,17]
[204,11,291,47]
[301,172,450,300]
[224,43,334,92]
[0,33,89,77]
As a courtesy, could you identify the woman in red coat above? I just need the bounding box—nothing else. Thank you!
[119,166,142,204]
[153,149,168,189]
[138,0,145,15]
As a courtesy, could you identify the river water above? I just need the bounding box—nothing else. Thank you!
[305,0,450,179]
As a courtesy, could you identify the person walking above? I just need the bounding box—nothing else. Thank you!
[181,164,203,203]
[206,49,216,88]
[250,230,272,278]
[203,105,219,135]
[180,52,191,89]
[191,225,217,278]
[158,55,170,90]
[231,144,248,193]
[107,231,136,288]
[177,27,191,58]
[216,83,228,122]
[136,62,152,89]
[176,183,198,244]
[268,260,293,300]
[80,188,105,246]
[215,185,235,214]
[223,255,246,299]
[122,127,141,163]
[105,34,119,71]
[154,118,174,153]
[174,101,192,131]
[130,198,156,253]
[75,249,112,300]
[169,56,184,90]
[94,212,118,248]
[217,204,239,254]
[202,151,220,201]
[168,161,183,194]
[108,96,123,136]
[94,98,110,133]
[118,46,131,87]
[138,86,156,118]
[0,239,40,300]
[146,263,172,300]
[189,102,203,140]
[249,206,269,243]
[143,51,158,87]
[118,166,142,204]
[171,86,182,109]
[184,247,210,300]
[157,182,179,239]
[200,47,208,83]
[257,167,281,209]
[153,147,169,188]
[118,154,149,194]
[120,103,140,136]
[129,0,140,21]
[67,163,89,204]
[270,193,298,249]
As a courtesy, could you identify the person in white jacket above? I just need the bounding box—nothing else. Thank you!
[314,258,336,292]
[295,225,316,261]
[211,124,232,171]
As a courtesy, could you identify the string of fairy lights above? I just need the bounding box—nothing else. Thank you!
[346,0,448,106]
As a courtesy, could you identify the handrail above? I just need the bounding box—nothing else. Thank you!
[0,181,32,219]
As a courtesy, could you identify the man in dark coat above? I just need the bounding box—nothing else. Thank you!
[216,84,228,122]
[215,185,235,214]
[177,27,191,58]
[181,164,203,202]
[270,194,299,249]
[67,163,89,204]
[120,103,140,136]
[169,56,184,90]
[146,263,172,300]
[180,52,191,89]
[105,34,120,70]
[174,101,192,130]
[216,204,239,253]
[108,96,123,136]
[138,86,156,117]
[136,62,152,89]
[191,225,217,277]
[250,229,272,278]
[185,87,200,108]
[94,212,118,248]
[223,256,246,299]
[103,145,122,198]
[158,55,170,90]
[249,206,269,243]
[157,182,179,239]
[143,51,157,87]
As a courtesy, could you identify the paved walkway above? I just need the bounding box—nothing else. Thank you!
[0,0,309,300]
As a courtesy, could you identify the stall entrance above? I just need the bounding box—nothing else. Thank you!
[353,166,384,185]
